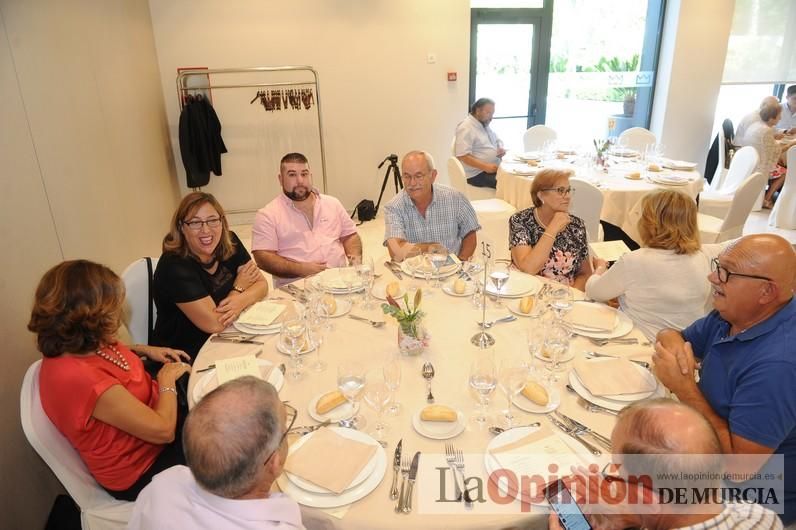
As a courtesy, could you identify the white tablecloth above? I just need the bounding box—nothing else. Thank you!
[496,157,703,242]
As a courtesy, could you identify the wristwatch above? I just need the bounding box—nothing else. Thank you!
[233,285,245,293]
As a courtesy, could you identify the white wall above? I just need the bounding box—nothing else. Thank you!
[0,1,179,526]
[149,0,471,220]
[650,0,735,175]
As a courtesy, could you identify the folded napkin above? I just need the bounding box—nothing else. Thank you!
[566,303,617,332]
[573,358,656,397]
[237,301,286,326]
[661,158,697,170]
[319,267,363,290]
[285,429,378,494]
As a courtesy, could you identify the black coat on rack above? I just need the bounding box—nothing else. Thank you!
[178,96,228,188]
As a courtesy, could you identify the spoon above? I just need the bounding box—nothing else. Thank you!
[477,315,517,328]
[422,362,435,403]
[348,314,386,328]
[489,422,542,435]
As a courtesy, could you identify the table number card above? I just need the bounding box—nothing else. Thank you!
[215,355,261,385]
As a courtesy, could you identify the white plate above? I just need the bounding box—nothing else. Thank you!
[518,151,542,161]
[232,320,283,335]
[371,282,406,300]
[535,348,575,364]
[307,393,355,423]
[276,338,316,355]
[568,360,663,411]
[661,159,697,170]
[485,272,542,298]
[312,268,366,294]
[568,302,633,339]
[284,428,376,495]
[442,279,475,297]
[322,297,353,318]
[507,298,543,317]
[483,425,554,507]
[649,174,690,186]
[512,383,560,414]
[401,254,461,279]
[192,359,284,403]
[276,427,387,508]
[411,409,465,440]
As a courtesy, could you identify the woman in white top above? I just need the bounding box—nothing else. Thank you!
[748,103,786,208]
[585,190,724,340]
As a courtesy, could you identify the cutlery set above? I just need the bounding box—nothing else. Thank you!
[584,350,650,369]
[548,414,602,456]
[444,443,474,507]
[565,384,620,415]
[552,412,612,450]
[392,439,421,513]
[384,261,404,280]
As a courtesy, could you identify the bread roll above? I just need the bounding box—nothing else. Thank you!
[316,390,347,414]
[522,381,549,406]
[321,294,337,315]
[526,159,539,167]
[453,278,467,294]
[386,281,401,298]
[647,163,661,172]
[519,295,535,314]
[626,171,641,180]
[420,405,457,422]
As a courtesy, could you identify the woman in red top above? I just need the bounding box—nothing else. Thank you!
[28,260,191,501]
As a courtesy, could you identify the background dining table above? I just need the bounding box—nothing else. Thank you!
[187,215,658,530]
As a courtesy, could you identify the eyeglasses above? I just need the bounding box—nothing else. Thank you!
[401,174,428,183]
[541,186,574,196]
[264,402,297,464]
[710,258,772,284]
[182,217,223,231]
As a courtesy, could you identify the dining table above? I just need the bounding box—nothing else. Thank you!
[496,150,704,242]
[186,217,661,530]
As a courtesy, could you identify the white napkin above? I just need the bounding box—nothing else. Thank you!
[237,301,286,326]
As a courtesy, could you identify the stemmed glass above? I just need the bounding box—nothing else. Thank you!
[468,355,497,427]
[361,257,376,309]
[280,318,307,380]
[363,371,392,442]
[544,321,570,382]
[497,356,530,429]
[548,285,574,319]
[421,252,434,296]
[337,361,367,429]
[526,310,547,377]
[489,260,511,308]
[306,302,328,372]
[428,243,449,290]
[382,354,402,416]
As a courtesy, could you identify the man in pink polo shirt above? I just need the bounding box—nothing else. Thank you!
[252,152,362,287]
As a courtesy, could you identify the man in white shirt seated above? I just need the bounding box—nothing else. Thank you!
[735,96,781,147]
[549,399,783,530]
[129,377,304,530]
[454,97,506,189]
[776,85,796,135]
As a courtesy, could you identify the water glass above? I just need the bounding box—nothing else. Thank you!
[497,356,529,429]
[548,285,574,319]
[544,322,570,382]
[421,252,434,296]
[489,261,511,307]
[307,304,328,372]
[363,375,392,441]
[337,361,367,429]
[468,355,497,426]
[280,318,306,380]
[526,311,546,376]
[428,243,448,289]
[382,354,402,415]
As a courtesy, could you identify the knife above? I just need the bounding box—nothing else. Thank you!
[209,336,264,345]
[554,412,613,450]
[384,261,404,280]
[403,452,421,513]
[390,439,402,500]
[548,416,602,456]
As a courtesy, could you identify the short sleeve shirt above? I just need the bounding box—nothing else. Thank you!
[454,114,503,179]
[153,231,252,359]
[383,184,481,255]
[509,207,589,285]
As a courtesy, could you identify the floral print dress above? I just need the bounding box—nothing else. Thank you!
[508,207,589,285]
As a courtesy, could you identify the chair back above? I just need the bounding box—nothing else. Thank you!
[569,178,604,243]
[618,127,656,153]
[708,127,727,191]
[769,146,796,229]
[447,157,470,198]
[20,361,126,511]
[522,125,557,152]
[722,118,735,146]
[716,171,767,241]
[716,146,758,195]
[121,257,158,345]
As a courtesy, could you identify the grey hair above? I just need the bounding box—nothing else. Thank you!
[183,376,282,498]
[402,150,435,171]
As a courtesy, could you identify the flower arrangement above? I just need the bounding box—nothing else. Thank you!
[593,138,614,166]
[382,290,429,355]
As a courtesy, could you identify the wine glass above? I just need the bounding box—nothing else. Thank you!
[307,303,328,372]
[421,252,434,296]
[497,356,530,429]
[280,318,306,380]
[428,243,449,289]
[357,256,376,309]
[468,356,497,427]
[382,354,402,416]
[363,372,392,442]
[526,310,546,377]
[548,285,574,319]
[544,322,570,382]
[337,361,367,429]
[489,261,511,308]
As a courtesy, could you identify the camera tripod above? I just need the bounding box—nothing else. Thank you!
[374,154,403,214]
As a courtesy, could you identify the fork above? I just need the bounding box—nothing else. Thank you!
[477,315,517,328]
[586,337,644,347]
[554,412,613,450]
[396,456,410,513]
[444,443,464,501]
[454,448,474,507]
[348,314,386,328]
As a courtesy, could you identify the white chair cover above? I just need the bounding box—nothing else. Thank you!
[708,126,729,192]
[618,127,656,153]
[522,125,558,152]
[769,146,796,229]
[699,146,759,218]
[20,361,134,529]
[698,172,767,243]
[569,178,604,243]
[121,257,159,346]
[446,156,495,200]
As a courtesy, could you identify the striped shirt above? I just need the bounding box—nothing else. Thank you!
[677,501,782,530]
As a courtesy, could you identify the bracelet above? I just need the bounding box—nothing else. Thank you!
[159,386,177,396]
[541,232,556,242]
[233,285,245,293]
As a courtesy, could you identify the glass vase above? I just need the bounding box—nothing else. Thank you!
[397,320,429,356]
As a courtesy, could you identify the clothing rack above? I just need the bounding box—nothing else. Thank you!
[176,66,328,199]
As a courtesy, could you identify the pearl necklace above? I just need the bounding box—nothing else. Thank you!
[95,343,130,371]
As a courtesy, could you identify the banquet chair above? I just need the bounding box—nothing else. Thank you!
[698,172,767,243]
[450,136,456,156]
[708,126,730,192]
[698,146,759,218]
[522,125,557,152]
[769,146,796,229]
[121,257,158,346]
[446,156,497,200]
[617,127,656,153]
[20,361,134,529]
[569,178,604,242]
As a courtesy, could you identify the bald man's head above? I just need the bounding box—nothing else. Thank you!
[760,95,780,109]
[722,234,796,302]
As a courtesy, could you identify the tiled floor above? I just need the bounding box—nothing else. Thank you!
[744,210,796,243]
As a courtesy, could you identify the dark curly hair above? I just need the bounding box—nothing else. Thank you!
[28,260,125,357]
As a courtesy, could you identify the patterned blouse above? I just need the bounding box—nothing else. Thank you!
[508,207,589,285]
